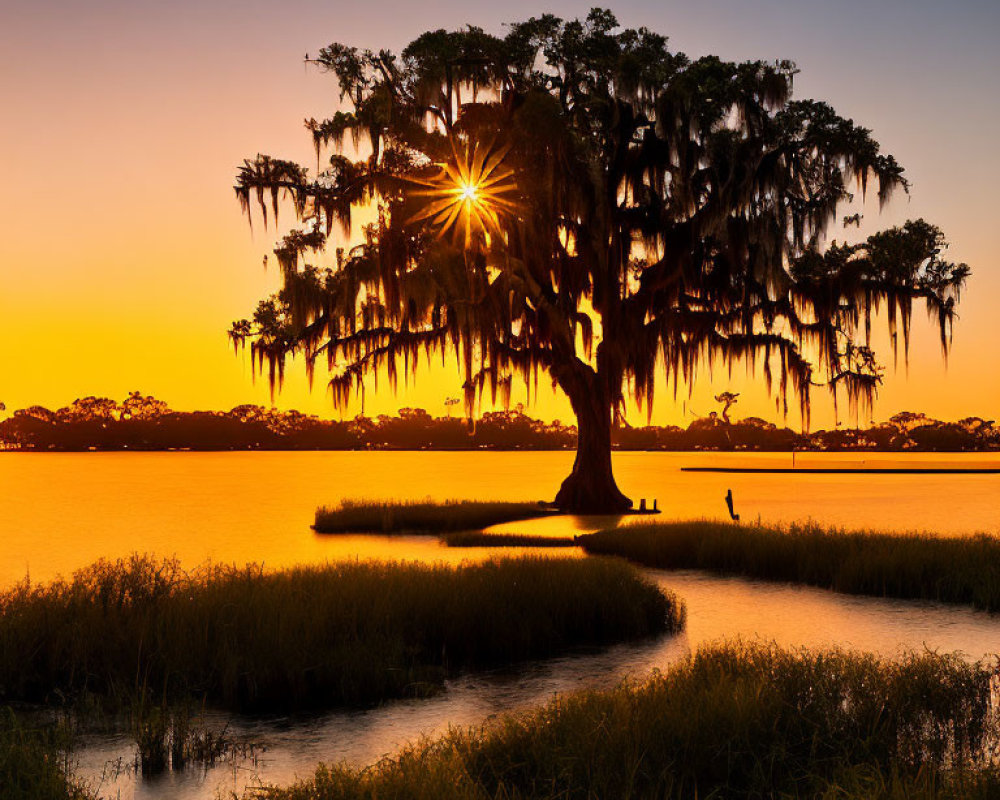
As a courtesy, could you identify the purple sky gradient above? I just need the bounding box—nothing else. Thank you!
[1,0,997,426]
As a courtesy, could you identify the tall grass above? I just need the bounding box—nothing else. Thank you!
[0,555,680,712]
[128,704,248,776]
[313,499,551,534]
[0,708,94,800]
[579,521,1000,611]
[256,642,1000,800]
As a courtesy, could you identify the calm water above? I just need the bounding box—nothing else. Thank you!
[2,451,999,586]
[2,451,999,799]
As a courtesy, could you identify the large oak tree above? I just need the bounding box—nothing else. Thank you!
[232,9,969,512]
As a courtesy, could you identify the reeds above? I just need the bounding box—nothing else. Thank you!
[0,555,680,712]
[256,642,1000,800]
[0,708,93,800]
[313,499,551,534]
[129,705,244,775]
[579,521,1000,611]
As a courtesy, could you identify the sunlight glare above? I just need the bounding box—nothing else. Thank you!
[408,139,517,246]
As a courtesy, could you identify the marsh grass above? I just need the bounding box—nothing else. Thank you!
[0,555,679,712]
[443,532,577,548]
[130,705,247,775]
[313,499,551,534]
[0,708,93,800]
[579,521,1000,611]
[256,642,1000,800]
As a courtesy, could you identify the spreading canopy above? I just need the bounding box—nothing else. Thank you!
[231,9,968,458]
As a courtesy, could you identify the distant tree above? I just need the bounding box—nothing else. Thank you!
[231,11,969,510]
[121,391,169,420]
[714,392,740,424]
[14,406,57,424]
[228,404,269,423]
[889,411,930,433]
[60,396,120,422]
[959,417,995,437]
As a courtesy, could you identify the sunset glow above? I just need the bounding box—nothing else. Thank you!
[3,8,1000,798]
[1,0,997,427]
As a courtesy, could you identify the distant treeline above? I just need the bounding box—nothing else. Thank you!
[0,393,996,452]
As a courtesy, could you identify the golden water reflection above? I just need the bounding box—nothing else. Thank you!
[1,451,998,586]
[8,451,998,800]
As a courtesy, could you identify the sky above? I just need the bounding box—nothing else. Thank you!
[1,0,998,428]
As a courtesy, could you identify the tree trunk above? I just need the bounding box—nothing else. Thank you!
[553,373,632,514]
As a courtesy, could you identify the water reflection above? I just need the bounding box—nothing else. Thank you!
[2,451,998,586]
[4,451,997,798]
[72,569,1000,800]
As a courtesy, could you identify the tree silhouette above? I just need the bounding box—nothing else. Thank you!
[231,10,969,511]
[122,391,170,421]
[2,396,997,452]
[714,392,740,424]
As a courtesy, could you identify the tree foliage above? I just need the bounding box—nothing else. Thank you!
[229,9,969,509]
[2,396,994,453]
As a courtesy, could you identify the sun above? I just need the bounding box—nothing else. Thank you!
[409,138,517,246]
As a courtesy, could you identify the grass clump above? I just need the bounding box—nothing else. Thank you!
[130,705,238,776]
[443,532,577,548]
[0,555,680,712]
[579,521,1000,611]
[255,642,1000,800]
[0,708,94,800]
[313,499,551,534]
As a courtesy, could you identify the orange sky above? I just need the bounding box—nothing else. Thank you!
[1,0,998,429]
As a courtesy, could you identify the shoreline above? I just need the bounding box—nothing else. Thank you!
[682,466,1000,473]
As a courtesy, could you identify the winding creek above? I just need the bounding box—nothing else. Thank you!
[3,451,999,798]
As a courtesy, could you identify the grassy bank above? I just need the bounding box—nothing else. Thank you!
[0,708,93,800]
[313,499,551,534]
[579,521,1000,611]
[0,555,680,712]
[256,642,1000,800]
